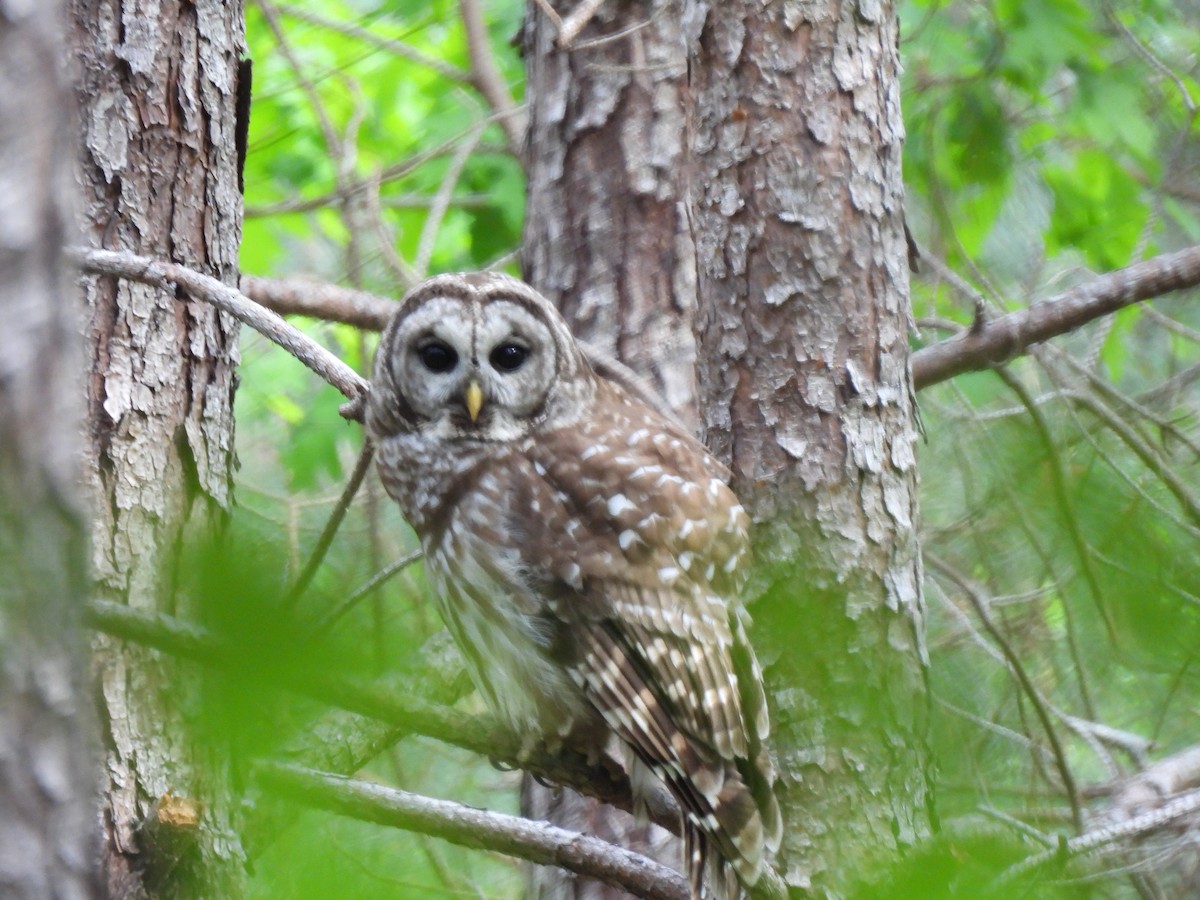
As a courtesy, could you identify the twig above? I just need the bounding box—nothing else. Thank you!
[310,549,423,634]
[71,248,368,404]
[927,555,1085,832]
[912,245,1200,390]
[994,367,1117,646]
[1000,789,1200,882]
[1063,388,1200,527]
[363,168,421,289]
[254,0,341,155]
[459,0,526,151]
[558,0,607,47]
[414,124,484,279]
[256,762,691,900]
[530,0,563,30]
[245,131,511,218]
[283,440,376,609]
[271,2,472,85]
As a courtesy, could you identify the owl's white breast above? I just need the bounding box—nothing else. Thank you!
[425,521,586,737]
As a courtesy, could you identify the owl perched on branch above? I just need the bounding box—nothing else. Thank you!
[366,272,781,898]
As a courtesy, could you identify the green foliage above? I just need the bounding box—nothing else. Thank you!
[242,0,525,286]
[902,0,1196,277]
[229,0,1200,895]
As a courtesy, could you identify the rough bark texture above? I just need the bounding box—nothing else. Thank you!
[68,0,247,895]
[0,2,97,896]
[523,0,699,430]
[521,1,697,895]
[685,1,928,893]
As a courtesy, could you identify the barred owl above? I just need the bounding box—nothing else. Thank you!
[366,272,781,898]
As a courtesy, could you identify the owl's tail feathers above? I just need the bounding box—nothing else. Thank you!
[711,757,782,890]
[675,753,781,899]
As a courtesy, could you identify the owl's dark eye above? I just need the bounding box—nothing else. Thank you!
[418,341,458,373]
[489,343,528,372]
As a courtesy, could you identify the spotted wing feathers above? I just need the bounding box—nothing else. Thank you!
[509,384,779,896]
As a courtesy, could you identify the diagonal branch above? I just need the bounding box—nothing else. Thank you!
[72,248,368,404]
[256,762,691,900]
[912,245,1200,390]
[459,0,526,152]
[927,555,1084,831]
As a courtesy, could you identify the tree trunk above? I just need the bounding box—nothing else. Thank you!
[685,0,928,893]
[68,0,247,895]
[0,2,97,897]
[521,1,698,894]
[522,0,698,428]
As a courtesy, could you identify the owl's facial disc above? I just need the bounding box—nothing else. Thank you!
[392,295,564,440]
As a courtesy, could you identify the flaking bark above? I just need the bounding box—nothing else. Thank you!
[68,0,247,895]
[685,0,929,892]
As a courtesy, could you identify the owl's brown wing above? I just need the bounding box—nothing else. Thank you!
[510,403,779,888]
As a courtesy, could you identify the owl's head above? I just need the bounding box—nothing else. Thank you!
[367,273,595,442]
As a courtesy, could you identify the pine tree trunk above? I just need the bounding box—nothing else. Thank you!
[521,1,697,894]
[0,2,97,896]
[68,0,248,895]
[685,0,929,893]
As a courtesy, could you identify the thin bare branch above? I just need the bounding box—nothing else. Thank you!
[272,3,472,84]
[256,762,691,900]
[72,248,368,403]
[913,245,1200,390]
[994,366,1117,646]
[311,549,423,634]
[245,132,510,218]
[459,0,526,151]
[558,0,607,47]
[928,555,1085,831]
[414,124,484,279]
[1064,388,1200,527]
[241,274,395,330]
[283,440,376,609]
[1002,789,1200,882]
[254,0,341,155]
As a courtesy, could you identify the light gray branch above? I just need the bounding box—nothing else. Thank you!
[256,762,691,900]
[71,248,368,404]
[913,245,1200,390]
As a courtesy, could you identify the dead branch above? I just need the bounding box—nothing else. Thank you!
[912,244,1200,390]
[256,762,690,900]
[1112,745,1200,820]
[241,274,395,330]
[1001,788,1200,882]
[459,0,527,151]
[72,248,368,403]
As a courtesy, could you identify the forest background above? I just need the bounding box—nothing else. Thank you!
[3,0,1200,898]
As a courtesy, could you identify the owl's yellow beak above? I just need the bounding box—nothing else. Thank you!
[464,379,484,422]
